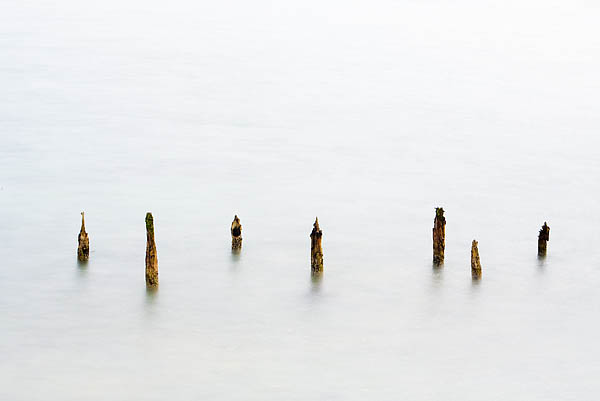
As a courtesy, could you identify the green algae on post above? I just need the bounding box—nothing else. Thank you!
[77,211,89,261]
[432,207,446,266]
[310,217,323,275]
[231,215,242,250]
[471,240,482,279]
[538,222,550,257]
[145,212,158,287]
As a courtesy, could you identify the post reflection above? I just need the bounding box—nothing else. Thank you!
[231,248,241,260]
[145,285,159,302]
[537,254,547,265]
[76,258,88,275]
[310,272,323,293]
[430,262,444,291]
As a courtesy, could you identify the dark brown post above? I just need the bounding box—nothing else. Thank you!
[471,240,481,278]
[77,212,89,261]
[310,217,323,275]
[432,207,446,266]
[145,212,158,287]
[538,222,550,257]
[231,215,242,250]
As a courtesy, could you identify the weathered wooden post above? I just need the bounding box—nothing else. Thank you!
[538,222,550,257]
[231,215,242,250]
[310,217,323,275]
[145,212,158,287]
[432,207,446,266]
[471,240,481,278]
[77,212,89,261]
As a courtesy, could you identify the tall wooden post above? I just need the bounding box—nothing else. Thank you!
[471,240,481,278]
[538,222,550,257]
[231,215,242,250]
[310,217,323,275]
[432,207,446,266]
[77,212,89,261]
[145,212,158,287]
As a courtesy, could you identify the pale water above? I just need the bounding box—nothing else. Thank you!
[1,0,600,400]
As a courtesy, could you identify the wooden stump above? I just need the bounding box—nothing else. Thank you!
[77,212,89,261]
[432,207,446,266]
[471,240,481,278]
[231,215,242,250]
[145,212,158,287]
[310,217,323,275]
[538,222,550,257]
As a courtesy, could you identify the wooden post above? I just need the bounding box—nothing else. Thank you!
[145,212,158,287]
[432,207,446,266]
[538,222,550,257]
[310,217,323,275]
[231,215,242,250]
[471,240,481,278]
[77,212,89,261]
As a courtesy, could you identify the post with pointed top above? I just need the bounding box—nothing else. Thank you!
[145,212,158,287]
[432,207,446,266]
[538,222,550,257]
[231,215,242,250]
[310,217,323,275]
[471,240,481,279]
[77,212,89,261]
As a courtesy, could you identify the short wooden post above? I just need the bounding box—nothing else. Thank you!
[538,222,550,257]
[432,207,446,266]
[310,217,323,275]
[145,212,158,287]
[77,212,89,261]
[471,240,482,278]
[231,215,242,250]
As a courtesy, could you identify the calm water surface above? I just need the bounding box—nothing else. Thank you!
[1,0,600,400]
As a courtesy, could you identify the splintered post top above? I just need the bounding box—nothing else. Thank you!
[312,217,321,235]
[145,212,154,233]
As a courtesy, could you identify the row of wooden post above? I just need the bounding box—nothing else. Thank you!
[77,209,550,287]
[431,208,550,278]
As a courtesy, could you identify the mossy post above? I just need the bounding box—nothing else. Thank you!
[231,215,242,250]
[432,207,446,266]
[310,217,323,275]
[145,212,158,287]
[471,240,482,279]
[538,222,550,257]
[77,212,89,261]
